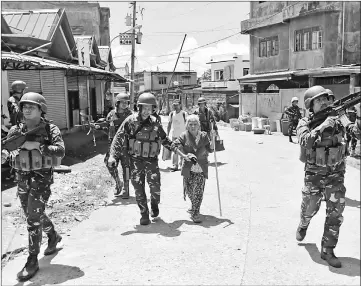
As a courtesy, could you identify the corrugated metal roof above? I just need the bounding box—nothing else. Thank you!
[2,10,60,40]
[1,52,129,83]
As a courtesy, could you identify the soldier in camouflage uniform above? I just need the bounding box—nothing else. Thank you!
[7,80,26,126]
[1,93,65,281]
[345,106,358,156]
[284,97,302,143]
[103,93,133,198]
[296,86,361,268]
[193,97,218,146]
[108,92,179,225]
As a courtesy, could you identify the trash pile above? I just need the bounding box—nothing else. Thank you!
[229,115,272,135]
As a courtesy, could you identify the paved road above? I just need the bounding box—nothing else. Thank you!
[2,125,360,285]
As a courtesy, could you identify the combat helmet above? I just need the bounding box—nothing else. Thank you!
[197,97,207,105]
[324,88,335,101]
[19,92,47,114]
[304,85,328,112]
[11,80,26,91]
[137,92,157,106]
[115,93,130,103]
[291,97,299,104]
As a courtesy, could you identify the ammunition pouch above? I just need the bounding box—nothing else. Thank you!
[10,149,61,171]
[128,139,160,158]
[299,143,346,167]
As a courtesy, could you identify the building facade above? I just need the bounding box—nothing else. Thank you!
[239,1,360,120]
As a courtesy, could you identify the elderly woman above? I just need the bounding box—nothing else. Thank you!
[172,115,212,223]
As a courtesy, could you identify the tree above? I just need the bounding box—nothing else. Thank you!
[201,69,211,81]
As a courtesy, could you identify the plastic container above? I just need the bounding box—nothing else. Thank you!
[253,128,265,135]
[244,123,252,132]
[281,119,289,136]
[258,118,268,129]
[251,117,259,130]
[239,122,245,131]
[229,118,239,128]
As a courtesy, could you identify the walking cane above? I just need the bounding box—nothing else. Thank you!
[211,124,222,217]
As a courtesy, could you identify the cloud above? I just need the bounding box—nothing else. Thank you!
[112,36,249,76]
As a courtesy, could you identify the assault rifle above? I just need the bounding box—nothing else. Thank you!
[80,113,108,147]
[308,91,361,129]
[1,122,48,152]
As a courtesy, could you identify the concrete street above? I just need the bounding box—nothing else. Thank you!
[1,124,360,285]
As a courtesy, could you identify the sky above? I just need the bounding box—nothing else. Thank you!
[100,1,251,76]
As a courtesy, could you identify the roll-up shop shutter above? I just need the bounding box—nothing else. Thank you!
[7,70,41,93]
[40,70,67,129]
[67,76,79,91]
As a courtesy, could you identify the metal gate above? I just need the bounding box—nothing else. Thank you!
[7,70,41,93]
[40,70,67,129]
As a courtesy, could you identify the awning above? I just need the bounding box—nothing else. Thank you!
[238,71,294,83]
[1,52,129,83]
[293,65,360,77]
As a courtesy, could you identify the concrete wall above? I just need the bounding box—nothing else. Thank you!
[234,55,250,79]
[343,1,361,65]
[151,72,197,91]
[1,71,10,126]
[210,60,234,81]
[250,23,289,74]
[240,93,257,116]
[250,1,287,19]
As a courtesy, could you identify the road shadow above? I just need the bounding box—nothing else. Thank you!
[298,243,360,277]
[209,162,228,168]
[345,197,360,208]
[13,249,84,286]
[121,215,234,238]
[106,195,137,207]
[159,167,172,173]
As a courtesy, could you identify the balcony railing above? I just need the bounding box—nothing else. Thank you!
[201,80,239,90]
[282,2,342,22]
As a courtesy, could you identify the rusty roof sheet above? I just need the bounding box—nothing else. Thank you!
[2,9,60,41]
[1,52,130,83]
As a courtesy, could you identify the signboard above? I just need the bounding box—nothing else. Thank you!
[119,33,133,45]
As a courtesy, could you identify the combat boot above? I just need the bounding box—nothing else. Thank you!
[289,136,293,143]
[44,231,62,255]
[17,254,39,281]
[321,247,342,268]
[120,181,129,199]
[150,202,159,218]
[140,213,151,225]
[296,226,307,241]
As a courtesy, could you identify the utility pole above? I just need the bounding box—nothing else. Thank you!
[130,1,137,108]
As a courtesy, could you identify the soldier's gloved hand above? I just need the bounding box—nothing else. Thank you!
[107,154,117,167]
[21,141,41,150]
[319,117,336,133]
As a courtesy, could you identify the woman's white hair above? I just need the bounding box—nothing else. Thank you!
[185,114,200,130]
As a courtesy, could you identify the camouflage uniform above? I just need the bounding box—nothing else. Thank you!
[104,108,133,192]
[193,107,218,139]
[7,93,23,126]
[7,120,65,255]
[109,113,175,217]
[345,108,358,153]
[285,105,302,137]
[297,117,361,250]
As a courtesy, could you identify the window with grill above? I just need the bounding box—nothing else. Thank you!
[295,27,322,52]
[259,36,279,57]
[158,76,167,85]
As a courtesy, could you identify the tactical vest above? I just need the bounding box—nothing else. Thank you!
[198,109,211,132]
[299,124,347,167]
[109,110,132,138]
[9,123,62,171]
[128,118,161,158]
